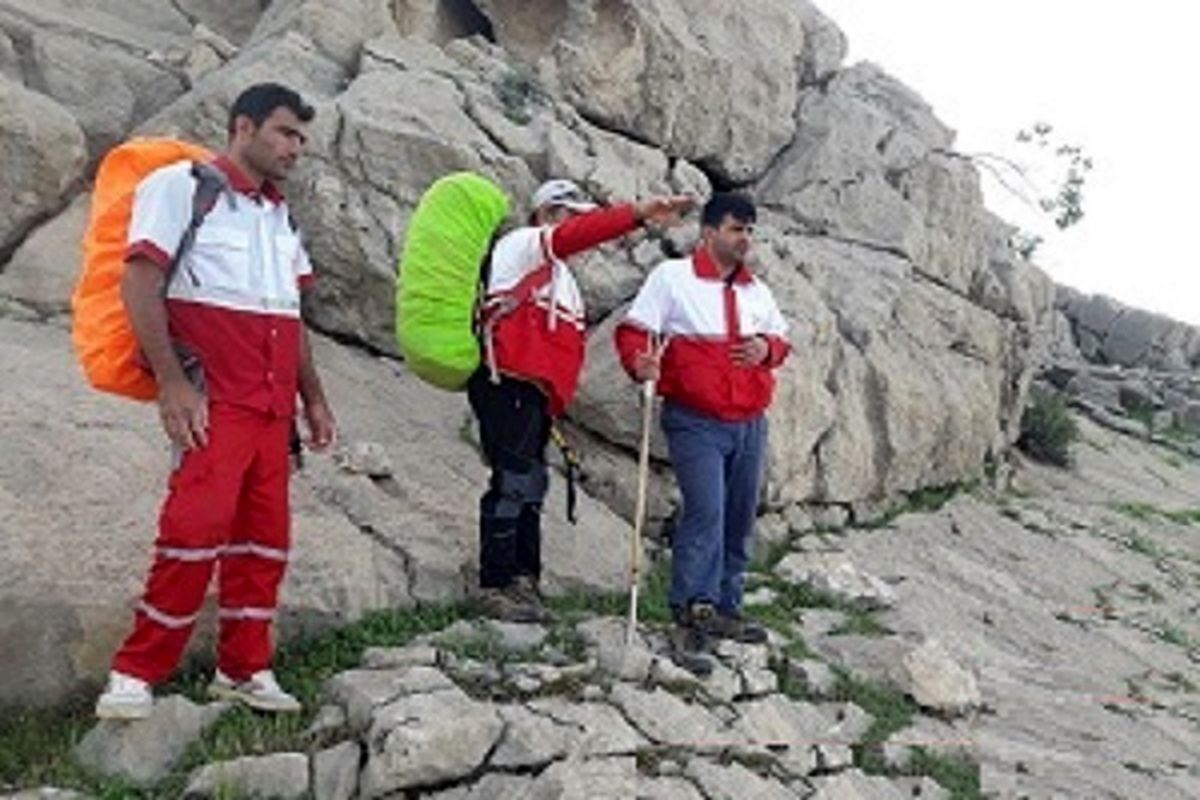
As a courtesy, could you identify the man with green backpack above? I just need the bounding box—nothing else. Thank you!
[468,179,693,622]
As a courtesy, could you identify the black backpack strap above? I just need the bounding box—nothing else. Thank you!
[162,161,232,296]
[550,423,585,525]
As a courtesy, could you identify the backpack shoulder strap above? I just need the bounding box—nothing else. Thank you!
[162,161,231,295]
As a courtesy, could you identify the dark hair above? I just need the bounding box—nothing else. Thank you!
[227,83,315,137]
[701,192,757,228]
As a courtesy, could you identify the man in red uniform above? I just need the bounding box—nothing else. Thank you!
[470,179,692,622]
[616,193,790,675]
[95,83,336,719]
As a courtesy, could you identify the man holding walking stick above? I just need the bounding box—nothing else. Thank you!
[616,193,789,675]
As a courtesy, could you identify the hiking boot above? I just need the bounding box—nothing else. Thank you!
[95,671,153,720]
[710,609,769,644]
[474,586,546,624]
[208,669,302,714]
[511,575,553,623]
[669,602,717,677]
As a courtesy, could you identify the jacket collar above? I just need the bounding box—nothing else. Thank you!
[212,154,285,205]
[692,246,752,285]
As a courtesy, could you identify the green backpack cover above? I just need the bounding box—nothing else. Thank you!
[396,172,510,390]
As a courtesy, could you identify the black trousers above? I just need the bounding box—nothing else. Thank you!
[467,369,551,588]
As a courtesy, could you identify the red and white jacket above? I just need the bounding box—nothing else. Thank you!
[616,248,790,422]
[483,204,639,416]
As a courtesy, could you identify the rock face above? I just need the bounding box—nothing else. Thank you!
[0,0,1094,712]
[1035,286,1200,450]
[185,753,310,800]
[1056,286,1200,371]
[73,696,229,786]
[477,0,810,184]
[0,77,86,258]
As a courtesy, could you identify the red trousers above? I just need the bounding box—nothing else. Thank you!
[113,404,292,684]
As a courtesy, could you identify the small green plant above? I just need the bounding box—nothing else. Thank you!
[1162,420,1200,443]
[1126,533,1162,559]
[1131,582,1165,603]
[1162,672,1198,693]
[1165,508,1200,526]
[907,749,983,799]
[1114,501,1158,522]
[1017,393,1078,467]
[830,609,892,638]
[863,481,977,528]
[493,67,545,125]
[1125,405,1156,436]
[1158,623,1192,648]
[831,671,916,773]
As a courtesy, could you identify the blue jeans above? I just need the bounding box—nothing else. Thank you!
[661,402,767,614]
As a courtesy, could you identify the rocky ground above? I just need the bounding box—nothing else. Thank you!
[3,412,1198,799]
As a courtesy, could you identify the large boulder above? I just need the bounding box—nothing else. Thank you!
[0,0,194,159]
[0,77,86,259]
[759,64,985,297]
[475,0,810,183]
[248,0,399,71]
[0,194,88,314]
[177,0,268,46]
[25,30,186,159]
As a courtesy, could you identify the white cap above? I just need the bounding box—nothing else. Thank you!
[530,178,598,214]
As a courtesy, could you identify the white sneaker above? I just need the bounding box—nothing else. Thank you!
[208,669,302,713]
[95,671,153,720]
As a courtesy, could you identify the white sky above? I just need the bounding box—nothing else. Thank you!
[813,0,1200,326]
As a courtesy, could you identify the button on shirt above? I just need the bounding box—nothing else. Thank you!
[125,156,315,417]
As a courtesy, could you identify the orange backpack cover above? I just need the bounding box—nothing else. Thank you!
[71,138,213,400]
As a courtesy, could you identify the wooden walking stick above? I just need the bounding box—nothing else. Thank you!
[627,336,667,645]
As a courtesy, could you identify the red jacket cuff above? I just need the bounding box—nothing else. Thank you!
[615,321,653,380]
[762,335,790,368]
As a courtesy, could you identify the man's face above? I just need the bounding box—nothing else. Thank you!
[233,106,308,182]
[536,205,579,227]
[705,214,753,265]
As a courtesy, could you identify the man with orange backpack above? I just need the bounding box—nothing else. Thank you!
[92,83,336,719]
[469,179,693,622]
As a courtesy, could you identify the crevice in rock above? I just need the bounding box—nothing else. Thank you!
[312,482,419,596]
[4,22,40,90]
[695,155,752,193]
[461,90,513,157]
[167,0,199,29]
[823,232,910,265]
[570,107,659,155]
[0,293,63,326]
[522,703,589,736]
[396,731,556,797]
[440,0,497,44]
[303,314,392,360]
[861,361,893,499]
[0,187,81,273]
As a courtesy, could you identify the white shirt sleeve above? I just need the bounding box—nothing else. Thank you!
[487,227,545,293]
[126,163,196,261]
[626,262,671,334]
[761,284,789,337]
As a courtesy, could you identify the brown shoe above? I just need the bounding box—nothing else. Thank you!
[669,604,716,677]
[474,587,545,624]
[511,576,553,623]
[710,609,768,644]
